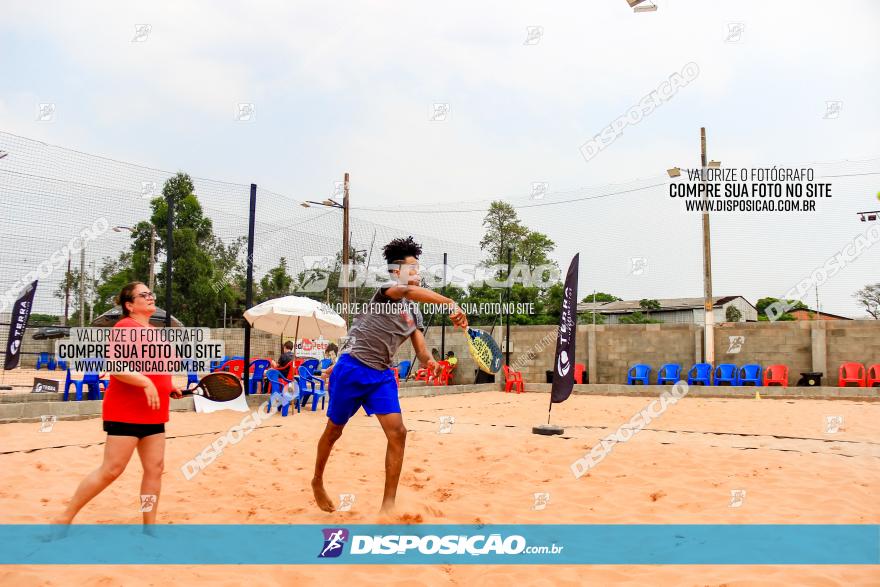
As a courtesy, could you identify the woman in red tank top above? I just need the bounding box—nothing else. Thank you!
[55,281,181,525]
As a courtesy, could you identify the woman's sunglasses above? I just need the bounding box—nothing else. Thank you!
[133,291,156,300]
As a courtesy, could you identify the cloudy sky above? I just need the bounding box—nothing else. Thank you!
[1,1,879,317]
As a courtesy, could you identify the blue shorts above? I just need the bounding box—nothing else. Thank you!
[327,354,400,425]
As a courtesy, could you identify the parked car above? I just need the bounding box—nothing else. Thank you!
[32,326,71,340]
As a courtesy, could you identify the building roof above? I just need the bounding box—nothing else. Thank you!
[788,308,853,320]
[577,296,754,314]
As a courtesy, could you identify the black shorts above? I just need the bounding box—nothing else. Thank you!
[103,421,165,439]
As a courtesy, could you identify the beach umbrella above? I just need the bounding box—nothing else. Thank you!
[243,296,347,356]
[91,306,183,328]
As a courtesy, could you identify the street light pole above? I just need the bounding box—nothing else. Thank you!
[300,174,351,325]
[700,127,715,365]
[149,224,156,292]
[79,246,86,327]
[342,172,350,327]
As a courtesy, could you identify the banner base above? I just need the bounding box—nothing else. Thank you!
[532,424,564,436]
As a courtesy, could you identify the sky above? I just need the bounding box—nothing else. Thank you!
[1,0,879,318]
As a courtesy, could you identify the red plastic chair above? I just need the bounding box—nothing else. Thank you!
[219,359,245,378]
[838,362,866,387]
[430,361,452,386]
[574,363,587,384]
[503,365,524,394]
[414,365,432,382]
[764,364,788,386]
[867,364,880,388]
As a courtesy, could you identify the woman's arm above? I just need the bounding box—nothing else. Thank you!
[112,373,162,410]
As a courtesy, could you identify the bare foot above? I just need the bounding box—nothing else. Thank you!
[44,520,70,542]
[379,499,396,514]
[311,478,335,512]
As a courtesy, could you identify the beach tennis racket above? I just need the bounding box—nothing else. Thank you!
[462,327,503,374]
[179,372,243,402]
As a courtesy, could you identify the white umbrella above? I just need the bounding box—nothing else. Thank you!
[243,296,347,357]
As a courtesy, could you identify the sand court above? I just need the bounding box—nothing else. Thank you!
[0,390,877,584]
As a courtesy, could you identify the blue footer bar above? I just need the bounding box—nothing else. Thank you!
[1,525,877,565]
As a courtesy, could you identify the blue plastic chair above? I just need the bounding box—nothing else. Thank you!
[248,359,271,394]
[713,364,739,386]
[301,358,320,374]
[182,359,199,392]
[56,357,68,370]
[265,369,294,416]
[397,360,412,380]
[657,363,681,385]
[36,352,55,370]
[687,363,713,386]
[210,356,229,372]
[738,364,763,386]
[626,364,651,385]
[63,359,107,401]
[296,365,327,412]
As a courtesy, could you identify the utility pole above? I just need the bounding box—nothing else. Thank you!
[700,127,715,364]
[79,246,86,327]
[64,257,71,326]
[592,290,596,326]
[504,247,512,366]
[342,172,350,327]
[88,260,96,323]
[148,224,156,292]
[165,189,174,327]
[440,252,448,359]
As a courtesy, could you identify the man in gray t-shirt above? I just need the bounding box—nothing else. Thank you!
[338,285,425,370]
[311,236,467,515]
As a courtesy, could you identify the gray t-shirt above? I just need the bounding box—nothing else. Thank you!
[339,286,425,371]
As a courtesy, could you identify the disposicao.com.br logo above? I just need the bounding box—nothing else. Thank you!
[318,527,562,558]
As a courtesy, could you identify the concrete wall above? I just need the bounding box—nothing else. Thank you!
[10,320,880,386]
[825,321,880,384]
[712,321,814,379]
[590,323,702,384]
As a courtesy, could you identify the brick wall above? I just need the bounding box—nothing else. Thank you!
[10,321,880,386]
[591,323,701,384]
[712,321,813,380]
[825,321,880,385]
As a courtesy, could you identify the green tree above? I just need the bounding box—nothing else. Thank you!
[756,296,807,321]
[725,305,743,322]
[581,292,621,303]
[291,247,369,306]
[149,173,238,326]
[479,201,529,270]
[578,311,606,325]
[53,264,102,325]
[853,283,880,319]
[28,313,61,327]
[639,298,660,319]
[619,311,660,324]
[257,257,293,303]
[516,231,556,272]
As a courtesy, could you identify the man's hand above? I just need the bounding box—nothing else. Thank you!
[449,304,468,329]
[170,387,183,400]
